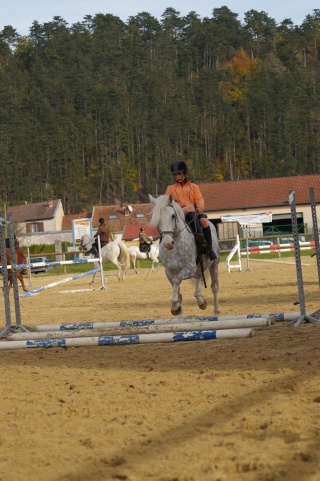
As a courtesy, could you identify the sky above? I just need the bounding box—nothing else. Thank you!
[1,1,318,36]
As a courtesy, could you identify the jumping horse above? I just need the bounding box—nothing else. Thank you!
[149,194,220,316]
[0,248,28,292]
[79,235,130,282]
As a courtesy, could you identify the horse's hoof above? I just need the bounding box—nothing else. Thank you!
[171,306,181,316]
[199,300,207,310]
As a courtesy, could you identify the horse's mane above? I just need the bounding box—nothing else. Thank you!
[150,195,185,225]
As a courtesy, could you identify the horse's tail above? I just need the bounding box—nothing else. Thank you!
[119,242,130,274]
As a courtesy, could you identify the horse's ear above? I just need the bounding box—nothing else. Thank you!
[149,194,157,205]
[168,194,174,205]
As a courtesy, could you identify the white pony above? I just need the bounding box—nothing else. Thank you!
[149,194,220,316]
[128,242,161,273]
[79,235,130,282]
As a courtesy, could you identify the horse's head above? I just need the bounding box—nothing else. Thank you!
[149,194,184,250]
[78,235,92,251]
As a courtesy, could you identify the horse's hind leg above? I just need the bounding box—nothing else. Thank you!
[18,273,28,292]
[194,278,207,310]
[210,263,220,315]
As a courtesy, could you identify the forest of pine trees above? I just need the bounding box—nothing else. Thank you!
[1,7,320,213]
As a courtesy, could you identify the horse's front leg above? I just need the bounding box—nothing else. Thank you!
[170,282,183,316]
[168,265,196,315]
[194,277,207,310]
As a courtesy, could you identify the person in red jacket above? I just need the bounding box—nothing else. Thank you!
[165,161,217,260]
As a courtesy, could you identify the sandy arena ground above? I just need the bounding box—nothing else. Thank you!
[1,257,320,481]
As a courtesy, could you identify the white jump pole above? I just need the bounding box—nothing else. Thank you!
[34,314,274,332]
[5,257,100,270]
[19,268,100,298]
[0,328,254,350]
[7,318,270,341]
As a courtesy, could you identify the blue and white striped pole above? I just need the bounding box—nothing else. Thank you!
[0,328,254,350]
[34,314,274,332]
[0,257,100,271]
[8,318,270,341]
[19,269,100,298]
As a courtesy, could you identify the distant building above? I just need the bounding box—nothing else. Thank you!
[7,175,320,246]
[198,175,320,238]
[8,199,64,233]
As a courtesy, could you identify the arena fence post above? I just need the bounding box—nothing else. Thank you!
[287,190,320,327]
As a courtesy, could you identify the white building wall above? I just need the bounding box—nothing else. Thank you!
[54,201,64,230]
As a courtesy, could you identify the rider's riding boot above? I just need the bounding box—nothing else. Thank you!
[202,226,218,260]
[185,212,205,244]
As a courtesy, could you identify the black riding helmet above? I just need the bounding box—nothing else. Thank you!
[171,160,188,175]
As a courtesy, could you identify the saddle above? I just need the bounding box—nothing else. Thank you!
[139,243,151,254]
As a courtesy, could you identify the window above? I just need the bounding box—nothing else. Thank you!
[136,214,145,218]
[108,215,118,220]
[26,222,44,233]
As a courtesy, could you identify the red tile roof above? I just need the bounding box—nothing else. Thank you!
[198,175,320,211]
[7,199,61,221]
[62,213,91,230]
[59,174,320,241]
[122,225,160,241]
[92,203,153,232]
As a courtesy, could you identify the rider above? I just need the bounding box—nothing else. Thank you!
[139,227,153,256]
[165,160,218,260]
[88,218,109,257]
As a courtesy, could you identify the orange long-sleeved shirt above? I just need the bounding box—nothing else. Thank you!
[165,180,205,211]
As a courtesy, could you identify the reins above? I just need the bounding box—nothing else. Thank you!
[80,236,94,250]
[158,204,207,288]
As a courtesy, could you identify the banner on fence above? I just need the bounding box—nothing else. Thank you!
[72,218,92,246]
[221,212,272,226]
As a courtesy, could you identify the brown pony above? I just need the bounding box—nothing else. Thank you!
[0,248,28,292]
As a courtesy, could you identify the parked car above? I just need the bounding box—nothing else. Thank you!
[30,256,53,274]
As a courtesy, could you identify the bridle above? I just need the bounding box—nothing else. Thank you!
[158,205,190,240]
[79,236,94,250]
